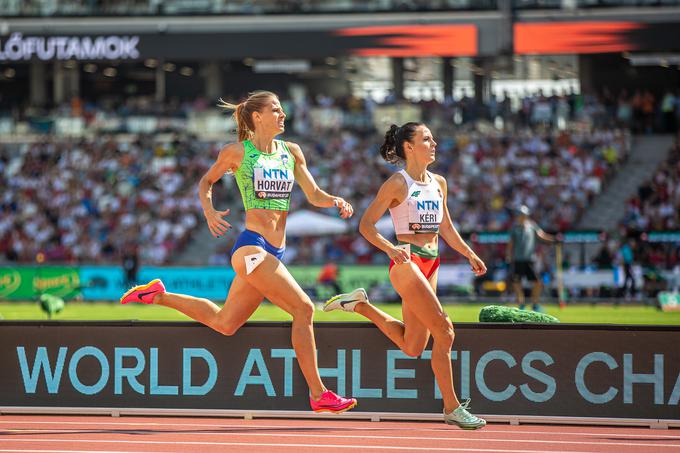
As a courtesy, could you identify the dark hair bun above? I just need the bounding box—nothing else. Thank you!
[380,124,400,164]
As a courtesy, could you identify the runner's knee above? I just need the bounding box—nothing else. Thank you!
[213,319,242,337]
[432,315,454,346]
[291,298,315,321]
[403,342,427,358]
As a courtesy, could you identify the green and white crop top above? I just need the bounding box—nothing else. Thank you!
[234,139,296,211]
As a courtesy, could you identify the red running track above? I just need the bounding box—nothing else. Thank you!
[0,415,679,453]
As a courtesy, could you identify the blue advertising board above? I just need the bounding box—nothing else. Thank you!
[80,267,236,301]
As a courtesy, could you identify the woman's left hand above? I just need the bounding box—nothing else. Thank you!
[468,253,487,276]
[334,198,354,219]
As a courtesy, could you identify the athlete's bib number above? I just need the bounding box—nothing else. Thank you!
[253,167,294,200]
[408,198,442,233]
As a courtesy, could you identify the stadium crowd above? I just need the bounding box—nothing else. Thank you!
[620,134,680,272]
[623,135,680,232]
[0,135,212,264]
[0,90,632,266]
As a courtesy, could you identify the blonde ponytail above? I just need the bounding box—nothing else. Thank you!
[217,98,251,142]
[217,90,278,142]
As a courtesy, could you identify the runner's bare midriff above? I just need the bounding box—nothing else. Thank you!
[396,232,438,253]
[245,208,288,247]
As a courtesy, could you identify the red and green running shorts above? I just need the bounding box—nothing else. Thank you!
[389,242,440,279]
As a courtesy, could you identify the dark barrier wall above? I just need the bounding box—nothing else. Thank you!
[0,26,478,62]
[3,22,680,64]
[1,322,679,420]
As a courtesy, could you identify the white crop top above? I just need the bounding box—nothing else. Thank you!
[389,169,444,235]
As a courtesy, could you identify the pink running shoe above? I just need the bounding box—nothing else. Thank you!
[120,279,166,305]
[309,390,357,414]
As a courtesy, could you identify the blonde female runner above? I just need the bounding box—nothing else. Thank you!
[121,91,357,413]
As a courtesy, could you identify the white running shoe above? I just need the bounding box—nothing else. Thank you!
[323,288,368,313]
[444,399,486,429]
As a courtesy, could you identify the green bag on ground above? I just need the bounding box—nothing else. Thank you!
[479,305,559,323]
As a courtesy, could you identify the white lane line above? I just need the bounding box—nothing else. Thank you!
[1,420,678,440]
[3,428,680,447]
[0,439,597,453]
[0,436,678,450]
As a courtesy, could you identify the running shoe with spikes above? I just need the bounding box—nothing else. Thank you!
[120,279,166,305]
[310,390,357,414]
[323,288,368,313]
[444,399,486,429]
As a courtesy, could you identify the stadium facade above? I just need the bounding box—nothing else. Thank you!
[1,2,679,107]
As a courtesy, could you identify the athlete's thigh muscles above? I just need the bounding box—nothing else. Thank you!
[391,263,446,325]
[215,274,264,327]
[390,263,430,351]
[401,301,430,355]
[427,267,449,320]
[231,245,311,316]
[428,267,439,291]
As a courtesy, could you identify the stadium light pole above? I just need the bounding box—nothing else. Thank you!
[155,60,166,102]
[30,60,47,106]
[443,57,454,101]
[392,57,404,101]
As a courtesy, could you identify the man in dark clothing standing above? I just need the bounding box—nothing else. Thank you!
[619,238,636,298]
[506,205,556,311]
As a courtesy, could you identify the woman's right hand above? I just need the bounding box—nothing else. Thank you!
[387,245,411,265]
[204,208,232,237]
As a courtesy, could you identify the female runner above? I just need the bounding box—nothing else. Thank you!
[324,122,486,427]
[121,90,357,413]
